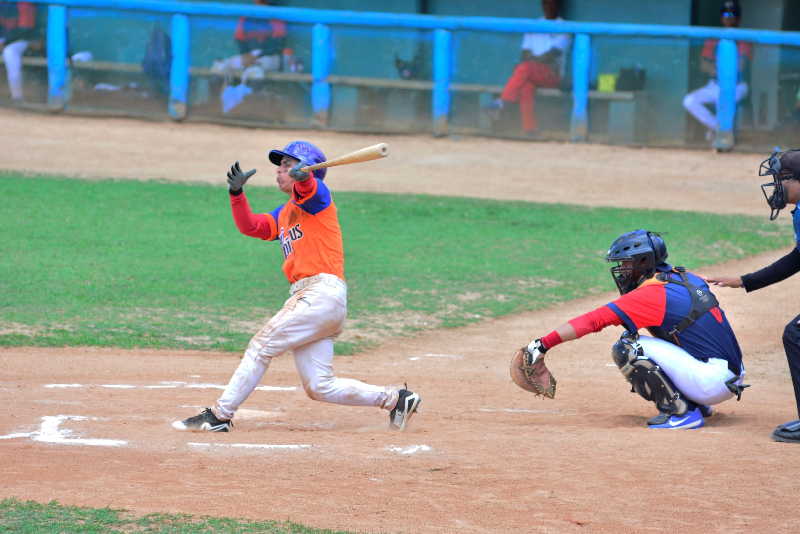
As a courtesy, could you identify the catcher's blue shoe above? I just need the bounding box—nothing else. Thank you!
[648,407,704,430]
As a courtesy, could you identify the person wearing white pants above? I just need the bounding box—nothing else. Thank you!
[682,1,752,142]
[173,140,421,434]
[2,39,29,101]
[683,79,749,134]
[0,2,38,102]
[518,229,746,430]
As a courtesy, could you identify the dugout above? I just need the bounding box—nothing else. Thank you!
[2,0,799,151]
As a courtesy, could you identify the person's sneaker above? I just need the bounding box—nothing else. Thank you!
[648,407,704,430]
[699,404,714,418]
[771,419,800,443]
[389,388,421,431]
[172,408,232,432]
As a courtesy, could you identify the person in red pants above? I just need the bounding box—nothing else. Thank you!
[491,0,570,137]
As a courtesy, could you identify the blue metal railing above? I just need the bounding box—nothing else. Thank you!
[19,0,800,148]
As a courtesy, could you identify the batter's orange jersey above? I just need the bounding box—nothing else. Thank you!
[229,176,344,283]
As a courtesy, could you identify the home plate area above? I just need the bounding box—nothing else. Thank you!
[3,380,435,456]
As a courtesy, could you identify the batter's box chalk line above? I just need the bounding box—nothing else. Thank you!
[188,442,311,451]
[408,353,463,361]
[44,382,296,392]
[386,444,432,455]
[0,415,127,447]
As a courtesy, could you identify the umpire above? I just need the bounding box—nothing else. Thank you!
[707,149,800,443]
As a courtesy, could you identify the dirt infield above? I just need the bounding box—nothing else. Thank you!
[2,108,800,533]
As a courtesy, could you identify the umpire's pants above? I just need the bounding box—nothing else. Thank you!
[781,314,800,418]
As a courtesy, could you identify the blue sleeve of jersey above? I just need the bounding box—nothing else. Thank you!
[793,204,800,249]
[267,204,284,241]
[607,302,637,333]
[296,179,332,215]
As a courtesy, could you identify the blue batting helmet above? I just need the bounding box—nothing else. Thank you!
[268,141,327,180]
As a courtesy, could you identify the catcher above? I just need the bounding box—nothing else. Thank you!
[512,229,747,429]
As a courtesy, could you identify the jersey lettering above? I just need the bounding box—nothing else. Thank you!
[279,223,304,258]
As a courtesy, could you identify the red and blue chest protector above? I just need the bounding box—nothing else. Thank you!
[607,270,743,375]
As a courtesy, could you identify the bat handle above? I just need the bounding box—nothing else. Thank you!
[301,162,325,172]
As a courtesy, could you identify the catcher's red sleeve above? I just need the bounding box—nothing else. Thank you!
[541,305,622,350]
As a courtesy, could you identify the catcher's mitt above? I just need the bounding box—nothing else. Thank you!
[510,340,556,398]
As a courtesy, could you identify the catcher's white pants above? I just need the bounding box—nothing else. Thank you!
[637,335,744,406]
[214,273,396,421]
[2,40,29,100]
[682,79,748,131]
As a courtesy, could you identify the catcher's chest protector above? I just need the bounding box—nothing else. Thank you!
[647,268,719,345]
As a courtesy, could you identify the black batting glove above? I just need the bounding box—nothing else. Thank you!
[227,161,256,194]
[288,162,310,181]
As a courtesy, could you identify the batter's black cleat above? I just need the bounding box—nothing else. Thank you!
[389,387,421,431]
[771,419,800,443]
[172,408,232,432]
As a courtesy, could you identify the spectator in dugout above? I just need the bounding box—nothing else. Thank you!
[0,1,41,103]
[488,0,571,138]
[682,0,751,145]
[211,0,287,81]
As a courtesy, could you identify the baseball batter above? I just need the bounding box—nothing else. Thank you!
[514,230,747,429]
[173,140,421,432]
[707,149,800,444]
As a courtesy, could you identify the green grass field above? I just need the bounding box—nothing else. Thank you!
[0,499,350,533]
[0,173,788,354]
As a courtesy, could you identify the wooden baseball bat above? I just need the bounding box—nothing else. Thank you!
[300,143,389,172]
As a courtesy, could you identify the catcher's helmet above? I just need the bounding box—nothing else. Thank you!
[759,149,800,220]
[268,140,327,180]
[606,230,669,295]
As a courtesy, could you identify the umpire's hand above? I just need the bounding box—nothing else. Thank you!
[227,161,256,193]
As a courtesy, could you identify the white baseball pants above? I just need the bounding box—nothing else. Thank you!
[637,335,744,406]
[214,273,396,421]
[682,79,748,131]
[2,40,29,100]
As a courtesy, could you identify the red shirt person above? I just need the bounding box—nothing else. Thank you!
[682,0,752,143]
[491,0,571,136]
[0,1,37,102]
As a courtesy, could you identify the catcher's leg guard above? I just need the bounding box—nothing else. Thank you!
[611,336,691,416]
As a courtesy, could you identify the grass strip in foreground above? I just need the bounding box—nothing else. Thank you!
[0,498,350,533]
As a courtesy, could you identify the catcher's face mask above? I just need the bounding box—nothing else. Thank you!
[609,258,649,295]
[760,151,794,221]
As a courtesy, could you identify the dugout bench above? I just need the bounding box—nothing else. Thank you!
[3,56,645,143]
[325,75,647,143]
[1,55,312,125]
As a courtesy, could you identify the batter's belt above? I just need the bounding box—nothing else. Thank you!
[290,273,346,295]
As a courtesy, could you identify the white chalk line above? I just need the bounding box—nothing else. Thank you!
[44,382,296,392]
[188,442,311,450]
[386,444,432,455]
[408,353,463,361]
[0,415,127,447]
